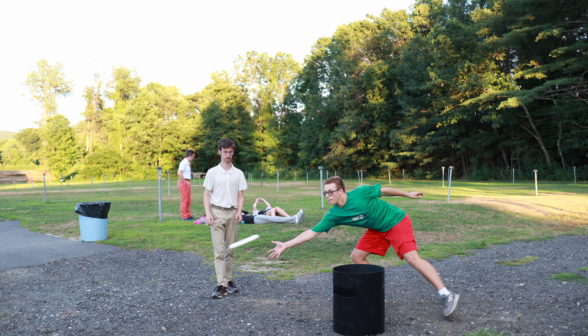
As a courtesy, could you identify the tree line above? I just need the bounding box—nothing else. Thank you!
[1,0,586,181]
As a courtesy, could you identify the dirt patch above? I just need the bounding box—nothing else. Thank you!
[459,196,588,226]
[39,221,78,231]
[414,230,463,245]
[316,228,360,242]
[237,257,290,273]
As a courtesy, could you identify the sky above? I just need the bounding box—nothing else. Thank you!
[0,0,414,133]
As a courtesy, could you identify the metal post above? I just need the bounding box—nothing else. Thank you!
[442,167,445,188]
[447,166,454,202]
[261,172,264,187]
[574,166,576,184]
[319,166,324,209]
[104,174,106,193]
[167,170,171,197]
[199,174,202,185]
[512,168,515,186]
[534,170,538,196]
[335,170,337,176]
[277,170,280,192]
[60,175,63,192]
[360,170,363,185]
[43,173,46,204]
[403,169,405,181]
[307,172,309,184]
[357,170,360,183]
[157,167,163,222]
[91,176,94,189]
[327,170,329,180]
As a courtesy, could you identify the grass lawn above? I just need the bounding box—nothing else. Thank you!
[1,178,587,279]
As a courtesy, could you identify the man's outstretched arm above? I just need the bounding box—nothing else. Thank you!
[268,229,321,259]
[381,188,423,199]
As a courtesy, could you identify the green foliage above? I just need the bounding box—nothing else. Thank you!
[495,256,538,266]
[40,114,81,176]
[550,273,588,285]
[124,82,198,174]
[195,71,254,171]
[24,59,74,122]
[233,51,301,172]
[14,128,41,154]
[296,9,413,173]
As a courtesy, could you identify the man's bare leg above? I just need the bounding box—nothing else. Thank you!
[350,248,371,264]
[273,207,290,217]
[403,250,444,290]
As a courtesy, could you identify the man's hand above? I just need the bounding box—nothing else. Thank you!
[206,214,214,226]
[268,241,287,259]
[407,191,423,199]
[236,212,242,223]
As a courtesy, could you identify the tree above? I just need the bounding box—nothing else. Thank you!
[40,115,81,175]
[195,72,255,171]
[24,59,74,123]
[82,74,105,154]
[123,82,198,174]
[14,128,41,154]
[14,128,42,165]
[233,51,300,171]
[295,9,413,174]
[102,66,142,161]
[469,0,588,168]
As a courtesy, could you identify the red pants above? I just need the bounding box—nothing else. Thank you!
[355,215,418,260]
[178,180,192,219]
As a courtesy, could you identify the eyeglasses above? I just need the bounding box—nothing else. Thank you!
[322,189,340,196]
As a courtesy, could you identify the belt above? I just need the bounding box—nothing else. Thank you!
[211,204,237,211]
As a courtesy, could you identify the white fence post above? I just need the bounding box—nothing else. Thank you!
[447,166,454,201]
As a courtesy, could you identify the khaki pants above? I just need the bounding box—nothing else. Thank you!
[210,207,238,287]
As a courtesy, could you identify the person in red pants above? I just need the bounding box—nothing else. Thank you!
[177,150,195,221]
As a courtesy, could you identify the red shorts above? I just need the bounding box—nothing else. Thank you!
[355,215,418,260]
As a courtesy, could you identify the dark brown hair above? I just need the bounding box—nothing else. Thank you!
[218,138,236,151]
[324,176,346,192]
[185,149,195,158]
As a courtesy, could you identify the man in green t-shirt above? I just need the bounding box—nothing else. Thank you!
[268,176,460,317]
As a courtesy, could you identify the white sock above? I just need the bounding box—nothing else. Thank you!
[438,287,450,296]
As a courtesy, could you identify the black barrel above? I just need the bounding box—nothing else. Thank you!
[333,264,385,335]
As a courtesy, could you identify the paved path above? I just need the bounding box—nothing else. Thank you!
[0,220,118,272]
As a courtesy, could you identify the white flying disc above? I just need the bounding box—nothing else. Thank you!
[229,235,260,249]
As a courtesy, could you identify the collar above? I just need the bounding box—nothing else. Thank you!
[218,163,234,174]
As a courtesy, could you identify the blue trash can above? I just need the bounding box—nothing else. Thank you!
[79,216,108,242]
[75,202,111,242]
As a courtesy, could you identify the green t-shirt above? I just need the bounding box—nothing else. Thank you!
[311,183,406,233]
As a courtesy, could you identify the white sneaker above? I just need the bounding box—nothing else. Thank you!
[297,210,305,223]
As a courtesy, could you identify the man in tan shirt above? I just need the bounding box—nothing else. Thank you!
[203,138,247,299]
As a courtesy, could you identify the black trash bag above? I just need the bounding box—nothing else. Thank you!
[75,202,111,219]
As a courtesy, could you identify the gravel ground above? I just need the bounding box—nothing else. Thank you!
[1,235,587,336]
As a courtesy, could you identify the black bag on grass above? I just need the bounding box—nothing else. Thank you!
[75,202,111,219]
